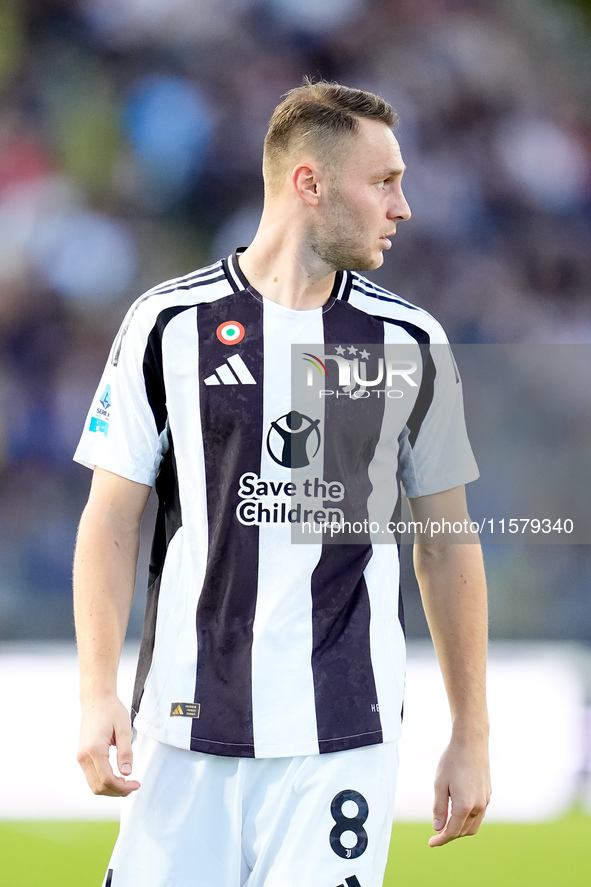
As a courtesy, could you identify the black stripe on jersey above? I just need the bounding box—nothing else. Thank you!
[311,300,385,753]
[105,869,113,887]
[132,436,182,721]
[372,315,436,448]
[192,290,264,757]
[144,305,195,432]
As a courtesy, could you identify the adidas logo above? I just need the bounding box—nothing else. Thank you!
[170,702,201,718]
[204,354,257,386]
[335,878,361,887]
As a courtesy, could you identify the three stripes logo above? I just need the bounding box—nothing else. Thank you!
[170,702,201,718]
[204,354,256,386]
[335,878,361,887]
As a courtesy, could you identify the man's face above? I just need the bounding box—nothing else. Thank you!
[310,118,411,272]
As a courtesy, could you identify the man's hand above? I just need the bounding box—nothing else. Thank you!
[429,734,490,847]
[77,695,141,797]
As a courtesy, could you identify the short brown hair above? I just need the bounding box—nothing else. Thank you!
[263,78,399,194]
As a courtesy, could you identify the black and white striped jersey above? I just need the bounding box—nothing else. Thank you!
[75,250,478,759]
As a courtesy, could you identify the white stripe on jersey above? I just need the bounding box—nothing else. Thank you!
[133,309,208,748]
[251,298,325,757]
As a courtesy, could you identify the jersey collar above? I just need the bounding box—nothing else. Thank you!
[224,249,353,305]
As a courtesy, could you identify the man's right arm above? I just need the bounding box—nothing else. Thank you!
[73,466,151,797]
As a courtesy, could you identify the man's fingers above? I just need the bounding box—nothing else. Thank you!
[93,749,140,796]
[115,728,134,777]
[462,805,487,837]
[77,745,140,797]
[432,780,450,832]
[429,803,487,847]
[429,807,466,847]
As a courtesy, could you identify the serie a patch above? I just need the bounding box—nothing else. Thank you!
[170,702,201,718]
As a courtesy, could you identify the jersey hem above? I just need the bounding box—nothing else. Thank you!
[190,736,256,758]
[133,721,402,759]
[317,729,384,754]
[72,452,156,487]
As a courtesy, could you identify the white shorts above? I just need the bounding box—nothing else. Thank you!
[103,731,399,887]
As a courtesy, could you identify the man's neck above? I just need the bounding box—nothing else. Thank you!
[237,225,337,311]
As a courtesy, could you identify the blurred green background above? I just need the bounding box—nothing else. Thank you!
[1,812,590,886]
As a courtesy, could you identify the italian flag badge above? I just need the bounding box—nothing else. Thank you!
[217,321,245,344]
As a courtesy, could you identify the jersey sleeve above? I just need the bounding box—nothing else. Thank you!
[399,339,479,499]
[74,305,166,486]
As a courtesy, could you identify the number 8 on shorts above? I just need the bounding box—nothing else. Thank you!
[329,790,369,859]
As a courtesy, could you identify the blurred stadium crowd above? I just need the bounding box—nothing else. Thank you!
[0,0,590,640]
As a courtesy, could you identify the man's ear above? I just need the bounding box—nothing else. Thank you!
[292,163,321,207]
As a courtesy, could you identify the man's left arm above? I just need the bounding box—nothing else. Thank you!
[408,485,491,848]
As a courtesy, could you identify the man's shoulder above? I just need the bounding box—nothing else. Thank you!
[111,258,237,362]
[146,258,228,293]
[118,258,236,338]
[133,258,233,316]
[344,272,449,344]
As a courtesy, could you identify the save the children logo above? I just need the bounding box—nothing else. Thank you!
[235,471,345,527]
[266,410,321,468]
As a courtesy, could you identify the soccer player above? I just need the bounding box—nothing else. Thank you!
[74,80,490,887]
